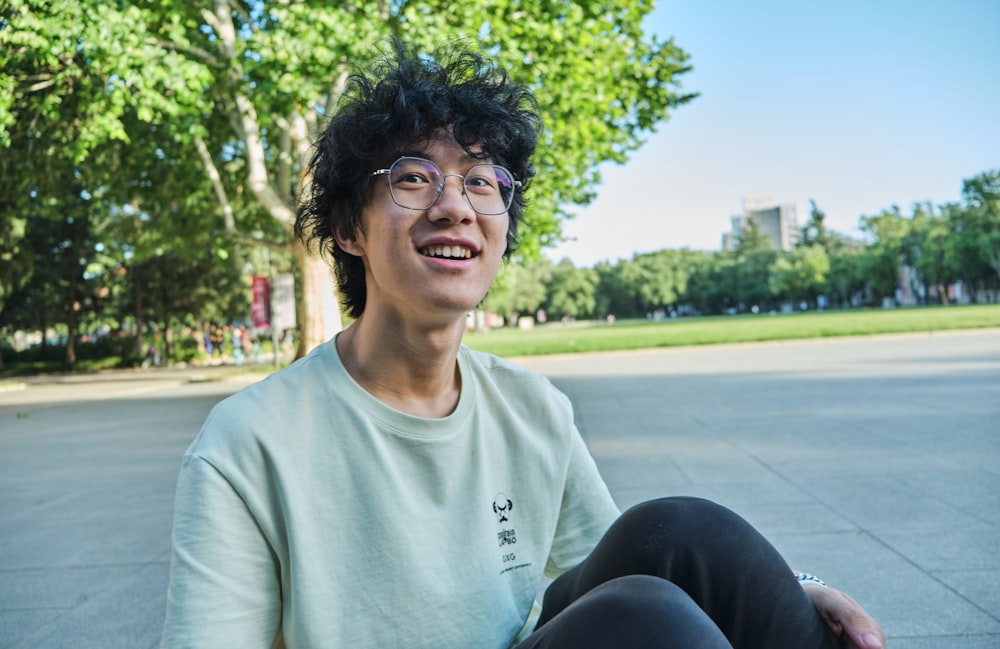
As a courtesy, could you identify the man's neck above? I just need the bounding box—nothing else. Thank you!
[335,310,465,418]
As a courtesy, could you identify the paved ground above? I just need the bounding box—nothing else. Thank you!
[1,330,998,648]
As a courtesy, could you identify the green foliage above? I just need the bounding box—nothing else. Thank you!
[684,253,733,314]
[1,0,694,353]
[769,245,830,302]
[0,211,30,313]
[630,253,679,309]
[1,184,104,366]
[483,260,551,324]
[905,202,955,304]
[525,168,999,319]
[733,218,773,255]
[800,199,834,250]
[730,249,779,312]
[478,0,697,257]
[859,206,909,300]
[1,340,141,374]
[170,333,203,364]
[544,259,598,319]
[119,249,250,331]
[826,245,867,307]
[597,249,705,316]
[959,170,1000,280]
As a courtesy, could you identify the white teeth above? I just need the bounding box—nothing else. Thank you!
[422,245,472,259]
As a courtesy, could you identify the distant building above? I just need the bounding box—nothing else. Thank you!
[723,196,799,251]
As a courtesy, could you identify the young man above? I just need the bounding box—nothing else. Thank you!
[161,42,885,648]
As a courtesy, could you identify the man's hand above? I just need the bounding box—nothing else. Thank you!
[802,582,886,649]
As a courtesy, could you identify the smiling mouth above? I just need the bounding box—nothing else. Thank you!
[420,245,474,260]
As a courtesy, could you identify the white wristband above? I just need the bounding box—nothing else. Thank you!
[796,572,828,587]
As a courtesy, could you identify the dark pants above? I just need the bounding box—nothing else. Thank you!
[516,497,840,649]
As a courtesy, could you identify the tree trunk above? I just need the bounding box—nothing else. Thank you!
[133,263,145,360]
[294,241,342,358]
[65,274,78,368]
[196,320,207,357]
[164,322,174,361]
[40,315,48,357]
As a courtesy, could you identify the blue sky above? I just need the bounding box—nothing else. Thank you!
[547,0,1000,267]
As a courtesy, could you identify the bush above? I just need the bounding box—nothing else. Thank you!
[3,334,139,371]
[78,335,139,363]
[8,343,64,364]
[172,335,202,364]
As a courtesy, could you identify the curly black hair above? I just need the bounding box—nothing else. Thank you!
[295,40,542,319]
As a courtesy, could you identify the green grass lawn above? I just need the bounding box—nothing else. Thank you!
[463,304,1000,358]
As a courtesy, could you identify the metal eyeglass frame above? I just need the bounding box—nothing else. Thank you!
[370,156,521,215]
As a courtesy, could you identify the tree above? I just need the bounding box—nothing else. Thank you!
[906,202,956,304]
[769,245,830,304]
[733,217,773,254]
[2,1,695,357]
[686,253,734,315]
[608,249,699,316]
[0,207,30,370]
[859,206,909,302]
[799,199,835,251]
[634,251,680,311]
[729,220,777,311]
[826,243,867,308]
[2,202,99,367]
[482,260,550,325]
[0,122,32,350]
[959,170,1000,298]
[613,258,650,315]
[0,1,120,366]
[118,249,249,358]
[594,260,634,318]
[545,259,598,320]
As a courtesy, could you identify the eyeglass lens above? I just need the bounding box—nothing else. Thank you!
[388,157,515,214]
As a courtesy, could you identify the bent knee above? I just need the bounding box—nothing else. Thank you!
[612,497,756,561]
[565,576,698,623]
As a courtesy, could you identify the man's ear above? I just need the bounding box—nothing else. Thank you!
[333,225,364,257]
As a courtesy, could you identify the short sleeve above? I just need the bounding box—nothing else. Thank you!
[161,454,282,648]
[544,427,620,577]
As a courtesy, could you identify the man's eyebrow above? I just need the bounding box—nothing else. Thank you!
[396,148,428,159]
[459,149,490,163]
[396,149,491,164]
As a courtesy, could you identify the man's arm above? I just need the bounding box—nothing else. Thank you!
[161,455,282,648]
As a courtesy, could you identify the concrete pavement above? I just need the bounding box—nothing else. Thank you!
[518,330,1000,648]
[2,330,999,647]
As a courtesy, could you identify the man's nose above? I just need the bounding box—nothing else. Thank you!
[431,175,475,221]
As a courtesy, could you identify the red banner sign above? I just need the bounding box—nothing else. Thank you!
[251,275,271,328]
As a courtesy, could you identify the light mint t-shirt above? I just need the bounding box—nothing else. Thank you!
[161,340,620,648]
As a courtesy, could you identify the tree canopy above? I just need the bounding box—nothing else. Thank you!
[1,0,696,356]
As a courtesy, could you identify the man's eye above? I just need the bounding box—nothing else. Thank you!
[397,172,431,184]
[466,174,497,191]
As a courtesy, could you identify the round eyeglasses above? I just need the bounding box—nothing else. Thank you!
[370,156,520,215]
